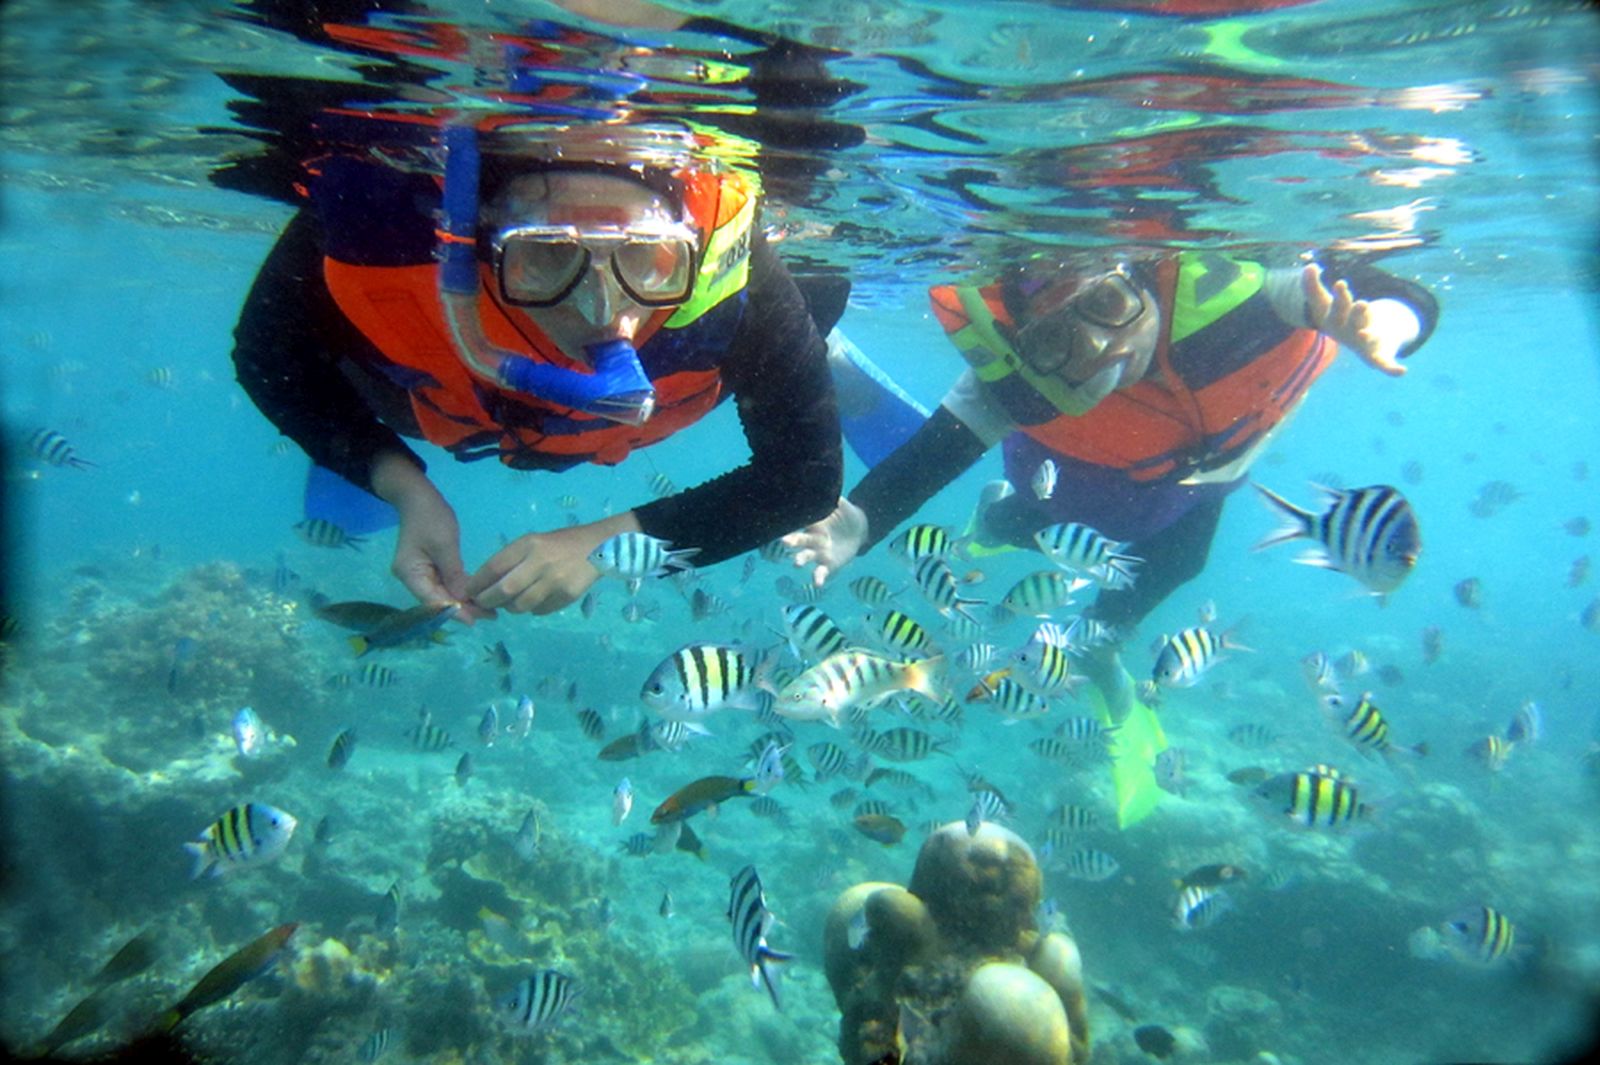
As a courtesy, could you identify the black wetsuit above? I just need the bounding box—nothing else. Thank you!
[232,210,843,567]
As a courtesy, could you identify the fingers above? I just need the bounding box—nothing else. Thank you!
[469,565,527,612]
[812,562,832,589]
[1302,263,1333,325]
[464,542,524,604]
[395,564,452,609]
[1356,344,1407,377]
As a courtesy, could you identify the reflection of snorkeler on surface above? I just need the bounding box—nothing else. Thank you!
[798,250,1438,824]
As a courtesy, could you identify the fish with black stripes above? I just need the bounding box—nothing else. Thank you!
[727,865,794,1010]
[494,970,580,1033]
[1319,691,1427,759]
[1151,625,1249,688]
[1251,768,1372,829]
[184,802,298,878]
[641,643,773,721]
[1253,482,1421,596]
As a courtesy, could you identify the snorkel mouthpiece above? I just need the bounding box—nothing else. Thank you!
[437,125,656,426]
[498,339,656,426]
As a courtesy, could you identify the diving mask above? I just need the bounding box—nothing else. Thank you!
[1014,267,1159,410]
[491,220,699,309]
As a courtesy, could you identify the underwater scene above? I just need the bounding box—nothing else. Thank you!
[2,1,1599,1063]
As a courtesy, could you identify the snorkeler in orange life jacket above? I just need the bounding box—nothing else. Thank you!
[234,121,843,616]
[789,250,1438,706]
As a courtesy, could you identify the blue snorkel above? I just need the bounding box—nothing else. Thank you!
[437,125,657,426]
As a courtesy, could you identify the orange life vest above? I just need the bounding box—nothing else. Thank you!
[321,167,754,470]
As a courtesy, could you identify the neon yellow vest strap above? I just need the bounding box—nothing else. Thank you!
[665,174,757,328]
[946,287,1085,414]
[1169,253,1266,344]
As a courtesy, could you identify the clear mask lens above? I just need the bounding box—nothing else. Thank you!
[494,225,697,308]
[1016,269,1147,376]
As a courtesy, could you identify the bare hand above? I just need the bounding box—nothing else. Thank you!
[781,497,868,589]
[372,455,493,623]
[466,514,639,615]
[1303,263,1418,377]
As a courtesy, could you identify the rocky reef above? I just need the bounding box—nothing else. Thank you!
[823,821,1089,1065]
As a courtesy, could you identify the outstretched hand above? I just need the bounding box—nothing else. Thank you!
[466,512,640,616]
[781,496,869,589]
[1303,263,1419,378]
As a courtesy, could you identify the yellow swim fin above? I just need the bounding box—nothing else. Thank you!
[958,493,1019,560]
[1089,673,1168,829]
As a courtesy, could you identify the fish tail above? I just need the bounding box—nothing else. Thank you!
[1218,623,1254,655]
[666,546,701,570]
[757,948,794,1011]
[147,1008,183,1037]
[1251,483,1314,550]
[183,842,212,881]
[905,655,946,703]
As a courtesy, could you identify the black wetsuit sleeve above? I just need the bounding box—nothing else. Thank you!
[631,232,843,566]
[231,210,426,492]
[1318,255,1441,359]
[847,405,992,554]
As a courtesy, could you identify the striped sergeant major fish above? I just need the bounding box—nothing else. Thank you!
[870,609,933,658]
[1465,733,1513,773]
[970,676,1050,723]
[848,575,896,607]
[1319,692,1427,759]
[727,865,793,1010]
[294,517,365,550]
[911,555,984,627]
[27,427,94,469]
[1505,699,1542,746]
[1436,905,1516,966]
[1007,636,1086,700]
[867,727,950,763]
[781,603,850,663]
[999,570,1084,618]
[640,643,772,721]
[184,803,298,878]
[358,1027,391,1062]
[1172,884,1231,931]
[1252,482,1421,596]
[588,531,698,583]
[888,523,957,564]
[1300,651,1341,695]
[1251,768,1372,829]
[494,970,580,1034]
[1151,625,1249,688]
[1033,522,1142,589]
[965,787,1010,835]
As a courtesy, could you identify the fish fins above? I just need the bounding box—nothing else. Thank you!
[303,462,398,536]
[825,327,931,469]
[348,636,371,657]
[1091,675,1167,830]
[1251,482,1314,550]
[183,841,214,880]
[907,655,947,703]
[756,948,795,1011]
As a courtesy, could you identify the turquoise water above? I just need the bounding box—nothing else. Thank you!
[2,1,1598,1063]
